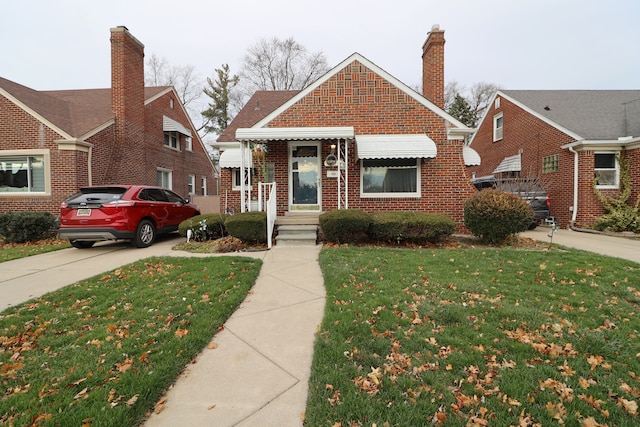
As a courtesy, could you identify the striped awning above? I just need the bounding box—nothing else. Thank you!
[493,154,521,174]
[163,116,192,137]
[355,134,437,159]
[218,148,253,168]
[463,145,481,166]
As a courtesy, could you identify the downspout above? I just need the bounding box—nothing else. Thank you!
[87,144,93,186]
[568,145,579,227]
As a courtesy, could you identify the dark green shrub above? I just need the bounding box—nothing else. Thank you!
[225,211,267,244]
[178,213,229,241]
[319,209,371,244]
[0,211,57,243]
[370,211,456,244]
[464,189,534,244]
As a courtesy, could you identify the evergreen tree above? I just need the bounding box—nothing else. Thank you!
[447,93,476,127]
[202,64,239,136]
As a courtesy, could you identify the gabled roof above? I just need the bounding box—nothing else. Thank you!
[500,90,640,140]
[0,76,168,138]
[216,90,299,143]
[251,52,469,131]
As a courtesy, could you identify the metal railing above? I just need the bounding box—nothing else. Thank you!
[258,182,277,249]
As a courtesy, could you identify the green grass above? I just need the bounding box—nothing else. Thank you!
[307,246,640,426]
[0,256,261,426]
[0,239,71,263]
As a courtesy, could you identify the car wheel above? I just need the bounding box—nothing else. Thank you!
[133,219,155,248]
[70,240,95,249]
[528,222,538,230]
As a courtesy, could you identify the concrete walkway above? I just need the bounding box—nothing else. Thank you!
[523,227,640,264]
[143,244,325,427]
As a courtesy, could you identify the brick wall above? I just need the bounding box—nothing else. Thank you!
[222,60,476,230]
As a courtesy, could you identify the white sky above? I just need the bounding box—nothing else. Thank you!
[2,0,638,94]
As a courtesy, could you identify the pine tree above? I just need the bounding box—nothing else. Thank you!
[201,64,239,136]
[447,93,476,127]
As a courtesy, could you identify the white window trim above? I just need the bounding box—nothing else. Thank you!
[185,137,193,152]
[164,131,180,151]
[0,149,51,196]
[359,158,421,198]
[157,168,173,190]
[232,168,250,191]
[594,152,619,189]
[493,113,504,142]
[187,174,195,195]
[200,176,207,196]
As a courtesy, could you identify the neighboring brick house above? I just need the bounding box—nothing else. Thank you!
[468,90,640,229]
[214,26,479,232]
[0,26,215,215]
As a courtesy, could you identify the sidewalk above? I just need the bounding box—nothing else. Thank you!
[143,244,325,427]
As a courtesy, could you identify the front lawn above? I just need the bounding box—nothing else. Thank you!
[0,239,71,263]
[0,256,261,426]
[308,246,640,426]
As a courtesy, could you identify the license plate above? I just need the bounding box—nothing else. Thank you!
[76,208,92,217]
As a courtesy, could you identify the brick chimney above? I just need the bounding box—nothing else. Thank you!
[107,26,145,183]
[422,24,445,109]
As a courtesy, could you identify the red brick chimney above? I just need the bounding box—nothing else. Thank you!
[107,26,145,183]
[422,24,445,110]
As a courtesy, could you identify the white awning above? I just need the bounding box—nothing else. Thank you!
[163,116,192,137]
[493,153,521,173]
[218,148,253,168]
[463,145,481,166]
[236,126,354,141]
[355,134,437,159]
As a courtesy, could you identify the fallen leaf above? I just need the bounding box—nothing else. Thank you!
[175,328,189,338]
[207,342,218,349]
[126,394,139,407]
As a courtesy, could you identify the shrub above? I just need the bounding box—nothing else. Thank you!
[319,209,371,244]
[225,211,267,244]
[464,189,534,244]
[370,211,456,244]
[0,211,58,243]
[592,205,640,233]
[178,214,229,241]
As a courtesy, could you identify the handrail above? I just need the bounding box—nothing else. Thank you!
[259,182,277,249]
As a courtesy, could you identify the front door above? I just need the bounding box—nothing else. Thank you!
[289,142,321,211]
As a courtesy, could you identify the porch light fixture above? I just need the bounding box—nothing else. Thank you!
[324,144,338,167]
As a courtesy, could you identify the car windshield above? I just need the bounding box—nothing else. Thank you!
[66,187,127,204]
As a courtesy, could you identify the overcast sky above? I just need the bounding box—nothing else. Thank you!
[3,0,638,95]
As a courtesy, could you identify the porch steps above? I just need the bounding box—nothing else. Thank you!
[273,212,320,246]
[274,225,318,246]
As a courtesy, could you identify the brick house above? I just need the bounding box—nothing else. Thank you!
[468,90,640,229]
[214,26,479,235]
[0,26,215,215]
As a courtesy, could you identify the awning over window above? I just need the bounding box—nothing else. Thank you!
[463,145,481,166]
[236,127,354,141]
[218,148,253,168]
[355,134,437,159]
[493,153,521,174]
[163,116,192,137]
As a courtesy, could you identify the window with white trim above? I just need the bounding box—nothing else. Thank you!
[232,168,250,190]
[361,158,420,197]
[187,175,195,194]
[200,176,207,195]
[594,152,618,188]
[0,151,49,194]
[164,131,180,150]
[493,113,504,141]
[185,137,192,151]
[157,168,172,189]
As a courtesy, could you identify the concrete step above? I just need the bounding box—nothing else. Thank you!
[275,213,320,226]
[275,225,318,246]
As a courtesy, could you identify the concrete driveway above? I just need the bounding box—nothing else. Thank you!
[0,235,191,309]
[523,227,640,264]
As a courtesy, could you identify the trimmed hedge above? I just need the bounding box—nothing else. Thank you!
[319,209,371,244]
[464,189,534,244]
[0,211,58,243]
[225,211,267,244]
[178,214,229,241]
[370,211,456,244]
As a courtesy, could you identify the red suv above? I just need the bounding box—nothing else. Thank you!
[58,185,200,248]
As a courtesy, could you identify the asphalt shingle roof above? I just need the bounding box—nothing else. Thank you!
[502,90,640,140]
